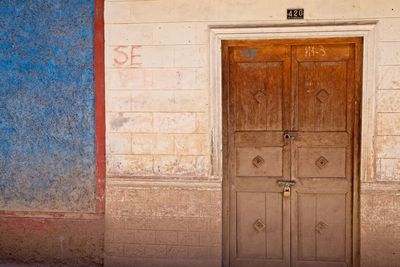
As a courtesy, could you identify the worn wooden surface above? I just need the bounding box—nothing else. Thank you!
[223,38,362,267]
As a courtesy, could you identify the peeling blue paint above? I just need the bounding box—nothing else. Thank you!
[241,48,257,61]
[0,0,96,211]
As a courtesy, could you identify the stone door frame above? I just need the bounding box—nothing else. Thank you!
[209,22,377,267]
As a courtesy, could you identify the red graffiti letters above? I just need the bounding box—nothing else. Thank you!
[113,45,141,67]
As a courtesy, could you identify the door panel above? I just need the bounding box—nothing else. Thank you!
[297,193,347,261]
[234,61,284,131]
[315,193,347,261]
[236,192,267,258]
[236,147,283,177]
[236,192,285,259]
[297,147,346,178]
[223,38,361,267]
[297,61,348,132]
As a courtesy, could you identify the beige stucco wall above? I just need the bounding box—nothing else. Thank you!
[104,1,400,266]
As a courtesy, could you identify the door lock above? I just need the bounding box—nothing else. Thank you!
[277,180,296,197]
[283,131,298,142]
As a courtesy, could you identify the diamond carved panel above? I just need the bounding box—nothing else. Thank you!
[253,219,266,232]
[252,155,265,168]
[253,90,266,104]
[316,89,329,103]
[315,156,329,169]
[315,221,328,234]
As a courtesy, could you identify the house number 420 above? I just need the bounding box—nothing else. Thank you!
[287,9,304,19]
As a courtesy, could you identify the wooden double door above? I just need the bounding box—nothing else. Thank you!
[222,38,362,267]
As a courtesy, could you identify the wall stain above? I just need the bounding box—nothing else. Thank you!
[110,113,129,130]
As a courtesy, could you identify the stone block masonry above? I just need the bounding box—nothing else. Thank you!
[105,20,210,179]
[105,181,221,267]
[360,190,400,267]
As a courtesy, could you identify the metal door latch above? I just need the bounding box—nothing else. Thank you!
[277,180,296,197]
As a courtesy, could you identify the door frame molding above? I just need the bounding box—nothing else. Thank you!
[210,22,377,267]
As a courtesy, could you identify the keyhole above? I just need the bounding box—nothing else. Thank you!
[284,133,291,140]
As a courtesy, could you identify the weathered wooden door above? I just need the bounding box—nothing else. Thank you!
[223,38,362,267]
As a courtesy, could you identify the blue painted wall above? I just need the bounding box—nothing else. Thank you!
[0,0,96,212]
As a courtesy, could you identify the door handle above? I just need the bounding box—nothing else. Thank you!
[277,180,296,197]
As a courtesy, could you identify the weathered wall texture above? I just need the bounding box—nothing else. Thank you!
[0,216,104,266]
[105,181,221,267]
[0,1,104,265]
[360,190,400,267]
[0,0,96,212]
[104,0,400,266]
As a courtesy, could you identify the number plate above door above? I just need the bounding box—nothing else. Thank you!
[287,9,304,19]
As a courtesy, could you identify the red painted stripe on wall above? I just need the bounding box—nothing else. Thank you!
[94,0,106,214]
